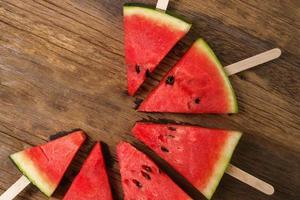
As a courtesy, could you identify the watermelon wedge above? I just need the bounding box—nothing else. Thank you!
[63,142,113,200]
[117,142,191,200]
[10,131,86,197]
[138,39,238,113]
[124,4,191,96]
[132,122,242,199]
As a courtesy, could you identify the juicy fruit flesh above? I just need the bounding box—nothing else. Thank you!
[117,142,191,200]
[133,122,241,199]
[138,39,237,113]
[63,143,113,200]
[10,131,86,196]
[124,6,191,95]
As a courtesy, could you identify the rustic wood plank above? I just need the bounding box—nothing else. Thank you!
[0,0,299,199]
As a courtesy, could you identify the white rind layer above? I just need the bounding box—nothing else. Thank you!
[201,131,242,199]
[10,152,55,197]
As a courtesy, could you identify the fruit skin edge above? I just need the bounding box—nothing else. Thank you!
[201,131,242,199]
[124,2,192,25]
[9,153,54,197]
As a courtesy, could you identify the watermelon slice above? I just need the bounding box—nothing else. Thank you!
[124,4,191,95]
[10,131,86,197]
[63,142,113,200]
[117,142,191,200]
[132,122,242,199]
[138,39,238,113]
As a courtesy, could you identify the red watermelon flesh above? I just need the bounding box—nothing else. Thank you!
[63,142,113,200]
[117,142,191,200]
[138,39,238,113]
[124,4,191,95]
[10,131,86,197]
[132,122,242,199]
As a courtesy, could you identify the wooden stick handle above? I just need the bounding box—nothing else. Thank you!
[156,0,169,11]
[226,164,274,195]
[0,175,31,200]
[225,48,281,76]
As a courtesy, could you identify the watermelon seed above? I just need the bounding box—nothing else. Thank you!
[132,179,142,188]
[135,65,141,74]
[160,146,169,152]
[167,134,175,138]
[165,76,175,85]
[141,171,151,180]
[195,98,201,104]
[142,165,152,173]
[168,126,176,131]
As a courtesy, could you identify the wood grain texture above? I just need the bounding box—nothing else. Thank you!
[0,0,299,199]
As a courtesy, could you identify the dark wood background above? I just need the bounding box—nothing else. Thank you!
[0,0,299,199]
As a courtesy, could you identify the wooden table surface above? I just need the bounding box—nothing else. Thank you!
[0,0,299,199]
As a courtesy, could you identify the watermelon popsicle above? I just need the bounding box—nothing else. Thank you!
[132,122,275,198]
[0,131,86,200]
[138,38,281,113]
[63,142,113,200]
[124,3,191,96]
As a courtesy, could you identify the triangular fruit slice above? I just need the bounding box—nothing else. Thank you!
[63,142,113,200]
[124,4,191,96]
[132,122,242,199]
[10,131,86,197]
[138,39,238,113]
[117,142,191,200]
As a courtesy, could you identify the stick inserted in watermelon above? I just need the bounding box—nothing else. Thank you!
[117,142,192,200]
[0,131,86,200]
[138,39,281,113]
[124,3,191,96]
[63,142,113,200]
[132,122,274,199]
[156,0,170,11]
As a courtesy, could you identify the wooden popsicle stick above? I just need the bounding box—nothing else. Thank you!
[225,48,281,76]
[0,175,31,200]
[226,164,275,195]
[156,0,169,11]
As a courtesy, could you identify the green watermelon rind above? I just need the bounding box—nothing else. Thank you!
[195,39,238,113]
[123,4,192,33]
[9,152,54,197]
[202,131,242,199]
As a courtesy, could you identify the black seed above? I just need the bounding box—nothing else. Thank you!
[142,165,152,173]
[165,76,175,85]
[168,127,176,131]
[135,65,141,74]
[134,98,143,110]
[195,98,201,104]
[158,168,162,174]
[160,146,169,152]
[141,171,151,180]
[132,179,142,188]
